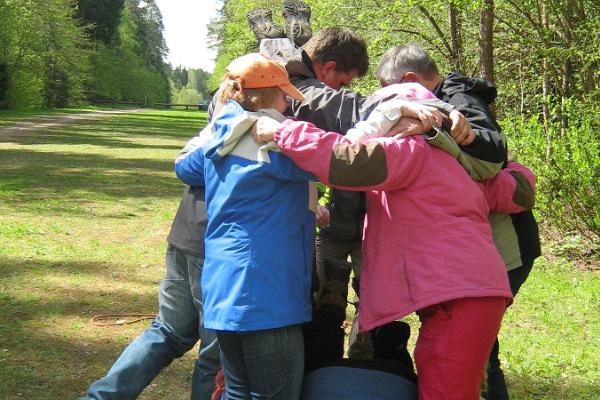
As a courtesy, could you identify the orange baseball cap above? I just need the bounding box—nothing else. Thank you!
[226,53,305,101]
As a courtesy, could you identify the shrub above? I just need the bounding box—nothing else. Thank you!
[503,100,600,244]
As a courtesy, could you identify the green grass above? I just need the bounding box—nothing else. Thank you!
[0,109,207,399]
[498,259,599,398]
[1,109,599,399]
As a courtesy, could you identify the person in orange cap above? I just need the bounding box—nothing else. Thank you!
[174,53,317,400]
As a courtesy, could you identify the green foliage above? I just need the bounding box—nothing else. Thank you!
[5,69,44,109]
[0,63,8,108]
[168,67,212,105]
[40,0,91,107]
[0,0,45,108]
[171,86,202,105]
[0,0,90,109]
[126,0,167,70]
[170,66,188,91]
[84,0,170,104]
[0,0,170,108]
[187,68,212,99]
[76,0,125,45]
[89,43,168,104]
[504,99,600,243]
[491,0,600,118]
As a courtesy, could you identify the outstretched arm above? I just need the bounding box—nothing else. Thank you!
[273,119,425,192]
[174,131,212,187]
[253,100,441,191]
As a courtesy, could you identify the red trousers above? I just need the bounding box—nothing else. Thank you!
[415,296,507,400]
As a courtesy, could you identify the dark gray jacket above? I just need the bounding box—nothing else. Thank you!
[166,186,206,258]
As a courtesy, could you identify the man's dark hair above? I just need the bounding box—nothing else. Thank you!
[302,27,369,77]
[376,44,439,86]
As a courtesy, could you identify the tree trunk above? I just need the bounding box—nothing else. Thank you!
[478,0,495,116]
[541,1,552,160]
[0,63,8,109]
[559,0,575,138]
[561,59,572,138]
[449,2,462,72]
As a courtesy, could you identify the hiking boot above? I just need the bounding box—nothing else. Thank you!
[282,0,312,46]
[246,8,286,46]
[347,312,374,360]
[314,258,351,325]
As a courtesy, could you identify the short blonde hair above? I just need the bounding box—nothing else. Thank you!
[219,75,284,112]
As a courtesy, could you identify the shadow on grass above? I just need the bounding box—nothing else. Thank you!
[0,111,207,215]
[0,255,161,288]
[0,111,207,145]
[14,129,186,150]
[0,329,141,400]
[0,256,174,399]
[0,325,193,399]
[79,119,205,140]
[0,148,184,214]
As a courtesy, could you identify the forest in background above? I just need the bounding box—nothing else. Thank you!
[0,0,212,109]
[208,0,600,248]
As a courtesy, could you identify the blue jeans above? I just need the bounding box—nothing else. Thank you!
[81,244,220,400]
[217,325,304,400]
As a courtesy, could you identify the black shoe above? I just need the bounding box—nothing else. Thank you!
[282,0,312,46]
[371,321,415,375]
[246,8,286,46]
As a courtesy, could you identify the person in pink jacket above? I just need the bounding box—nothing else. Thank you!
[252,83,535,400]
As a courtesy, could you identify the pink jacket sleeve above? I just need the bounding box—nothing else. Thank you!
[482,162,536,213]
[274,119,426,192]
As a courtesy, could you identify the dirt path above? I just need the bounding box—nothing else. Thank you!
[0,109,147,140]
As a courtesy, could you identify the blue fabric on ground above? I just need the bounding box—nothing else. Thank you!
[301,366,418,400]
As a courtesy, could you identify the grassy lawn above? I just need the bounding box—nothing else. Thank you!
[0,110,206,399]
[0,109,598,399]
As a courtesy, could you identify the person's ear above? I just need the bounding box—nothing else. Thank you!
[321,60,337,75]
[403,71,419,82]
[313,60,337,83]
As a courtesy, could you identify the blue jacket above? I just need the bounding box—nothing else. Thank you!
[175,100,316,331]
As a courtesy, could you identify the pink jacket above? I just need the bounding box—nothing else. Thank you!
[274,120,532,331]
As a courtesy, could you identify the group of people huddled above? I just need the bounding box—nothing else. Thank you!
[80,1,540,400]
